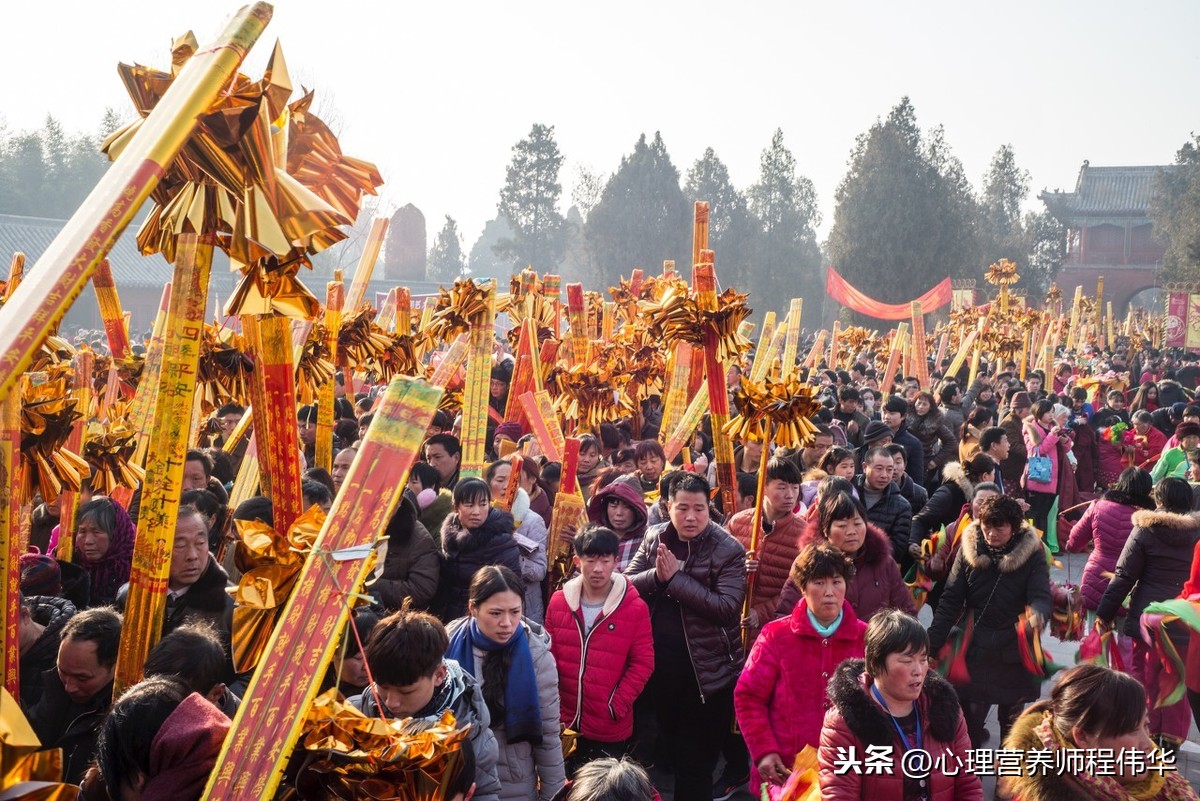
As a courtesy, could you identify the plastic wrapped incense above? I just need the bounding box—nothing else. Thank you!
[828,320,842,371]
[694,257,736,515]
[878,324,909,397]
[204,376,443,799]
[658,342,693,447]
[0,385,21,697]
[520,389,566,463]
[374,287,398,332]
[759,324,787,382]
[602,301,616,341]
[944,329,977,379]
[1065,285,1084,350]
[91,259,131,360]
[228,433,260,509]
[497,453,522,512]
[749,311,777,381]
[243,314,305,534]
[1095,275,1105,350]
[566,283,588,366]
[910,301,929,389]
[934,332,949,372]
[780,298,803,375]
[459,282,496,479]
[114,235,212,696]
[0,4,271,405]
[316,276,345,472]
[1019,328,1031,380]
[345,217,388,311]
[630,268,644,296]
[803,330,826,370]
[395,287,412,335]
[662,380,709,463]
[542,274,561,337]
[127,283,172,470]
[663,259,676,280]
[504,320,538,429]
[546,437,584,592]
[55,349,94,563]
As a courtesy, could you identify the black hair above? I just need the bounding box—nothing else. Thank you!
[185,448,214,479]
[96,676,192,794]
[430,409,452,431]
[884,443,906,462]
[425,432,462,458]
[452,477,491,508]
[1154,476,1194,514]
[215,403,244,417]
[790,543,855,588]
[302,479,335,510]
[1030,399,1054,421]
[978,426,1007,453]
[939,383,960,404]
[303,467,337,498]
[232,495,274,529]
[735,472,757,499]
[633,440,665,463]
[364,603,450,687]
[297,405,318,424]
[612,447,636,466]
[818,447,855,476]
[976,494,1025,530]
[179,489,222,530]
[143,621,226,695]
[204,448,235,485]
[577,434,600,454]
[818,491,869,538]
[468,566,525,725]
[864,446,893,464]
[765,456,802,485]
[1104,467,1153,508]
[668,472,710,501]
[541,462,562,485]
[61,606,122,667]
[838,385,861,403]
[76,496,119,535]
[574,525,620,558]
[962,453,996,482]
[408,462,442,492]
[1029,664,1147,742]
[864,609,930,677]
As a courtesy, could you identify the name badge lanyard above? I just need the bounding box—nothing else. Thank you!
[871,684,928,799]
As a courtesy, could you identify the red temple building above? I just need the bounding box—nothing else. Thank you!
[1040,162,1174,311]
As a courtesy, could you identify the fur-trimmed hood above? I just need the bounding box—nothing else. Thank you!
[960,521,1043,572]
[940,461,974,497]
[826,658,962,746]
[1130,508,1200,547]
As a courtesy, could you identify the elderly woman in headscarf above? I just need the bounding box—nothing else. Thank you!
[72,496,137,608]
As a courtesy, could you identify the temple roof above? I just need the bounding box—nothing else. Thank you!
[1040,162,1176,221]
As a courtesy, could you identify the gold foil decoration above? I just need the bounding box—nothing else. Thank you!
[426,279,494,345]
[723,375,822,450]
[81,406,146,495]
[196,323,254,414]
[19,377,89,504]
[0,688,78,800]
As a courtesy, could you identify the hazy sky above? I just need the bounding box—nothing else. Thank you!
[4,1,1199,250]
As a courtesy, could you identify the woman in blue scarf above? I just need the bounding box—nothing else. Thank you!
[447,566,566,801]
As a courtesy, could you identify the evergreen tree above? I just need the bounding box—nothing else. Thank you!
[684,147,755,290]
[495,123,567,272]
[745,130,822,314]
[1150,134,1200,282]
[828,98,980,323]
[585,132,689,286]
[468,215,516,281]
[979,144,1031,266]
[428,215,467,282]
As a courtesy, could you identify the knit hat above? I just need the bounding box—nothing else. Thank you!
[1174,422,1200,441]
[19,551,61,597]
[490,360,513,383]
[1011,391,1033,410]
[863,420,894,445]
[1171,402,1188,418]
[142,694,231,801]
[883,396,908,415]
[494,421,522,442]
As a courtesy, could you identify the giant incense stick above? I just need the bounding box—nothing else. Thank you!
[520,390,566,463]
[0,384,21,698]
[316,273,345,472]
[243,314,305,534]
[662,379,710,463]
[128,284,172,470]
[460,281,496,478]
[547,437,585,592]
[204,377,443,799]
[566,283,588,366]
[910,301,929,390]
[879,324,909,398]
[114,234,212,696]
[695,256,736,515]
[55,349,94,563]
[0,4,271,405]
[92,259,131,360]
[693,201,709,268]
[658,342,693,446]
[780,298,803,376]
[345,217,389,311]
[749,311,777,381]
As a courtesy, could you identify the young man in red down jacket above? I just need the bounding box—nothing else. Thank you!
[545,525,653,772]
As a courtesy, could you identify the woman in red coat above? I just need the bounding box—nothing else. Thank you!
[735,544,866,794]
[818,610,983,801]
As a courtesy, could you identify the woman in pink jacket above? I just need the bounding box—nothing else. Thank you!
[1066,466,1154,612]
[1023,399,1064,537]
[735,544,866,795]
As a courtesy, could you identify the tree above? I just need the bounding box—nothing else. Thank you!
[428,216,467,282]
[468,215,516,281]
[1022,208,1065,297]
[495,123,567,272]
[585,132,689,286]
[1150,134,1200,282]
[571,164,606,223]
[828,98,980,323]
[978,144,1031,268]
[684,147,755,290]
[745,130,822,314]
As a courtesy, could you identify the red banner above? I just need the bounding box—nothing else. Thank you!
[1166,292,1188,348]
[825,267,952,320]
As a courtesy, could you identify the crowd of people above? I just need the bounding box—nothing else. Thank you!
[14,329,1200,801]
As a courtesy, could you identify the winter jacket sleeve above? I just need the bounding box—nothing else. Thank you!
[469,693,503,801]
[1095,527,1148,624]
[532,640,566,801]
[910,485,957,546]
[517,513,549,584]
[887,497,913,560]
[611,597,655,720]
[1025,541,1053,623]
[374,523,441,610]
[930,423,957,472]
[775,577,801,619]
[882,556,918,615]
[928,548,969,654]
[817,710,862,801]
[624,534,659,598]
[1024,424,1060,457]
[500,539,523,580]
[663,538,746,626]
[1065,501,1097,553]
[734,628,784,763]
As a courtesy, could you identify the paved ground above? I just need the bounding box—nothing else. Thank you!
[642,554,1200,799]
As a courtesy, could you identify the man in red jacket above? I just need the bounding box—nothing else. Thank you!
[545,525,654,772]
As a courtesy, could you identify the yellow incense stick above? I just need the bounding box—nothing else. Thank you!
[459,281,496,478]
[56,349,95,563]
[0,382,21,698]
[114,235,213,696]
[780,298,803,375]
